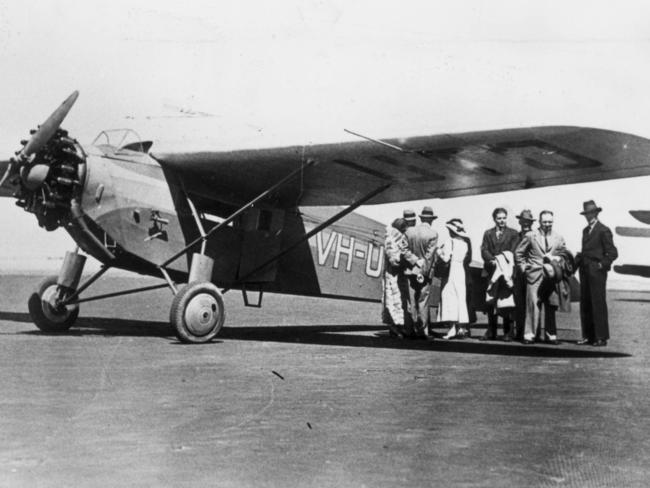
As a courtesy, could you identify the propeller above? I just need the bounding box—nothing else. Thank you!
[0,91,79,189]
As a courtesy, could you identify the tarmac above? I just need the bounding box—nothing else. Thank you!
[0,273,648,487]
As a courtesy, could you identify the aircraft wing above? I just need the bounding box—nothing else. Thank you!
[152,126,650,207]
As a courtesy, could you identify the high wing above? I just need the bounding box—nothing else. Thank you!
[152,126,650,207]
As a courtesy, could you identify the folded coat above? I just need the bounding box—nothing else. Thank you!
[538,249,576,313]
[485,251,515,309]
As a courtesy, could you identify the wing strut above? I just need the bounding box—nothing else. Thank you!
[223,182,391,294]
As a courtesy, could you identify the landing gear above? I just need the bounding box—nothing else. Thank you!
[28,276,79,332]
[170,282,225,344]
[28,250,85,333]
[169,253,224,344]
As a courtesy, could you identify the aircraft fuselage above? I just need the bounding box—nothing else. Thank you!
[67,140,386,302]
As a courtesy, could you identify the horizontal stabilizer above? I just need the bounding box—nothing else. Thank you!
[629,210,650,225]
[614,264,650,278]
[615,226,650,238]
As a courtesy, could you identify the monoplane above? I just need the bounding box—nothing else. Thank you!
[2,92,649,342]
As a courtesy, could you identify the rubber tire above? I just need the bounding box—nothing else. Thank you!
[170,282,225,344]
[28,275,79,332]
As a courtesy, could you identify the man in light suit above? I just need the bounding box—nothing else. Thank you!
[576,200,618,347]
[514,210,566,344]
[480,207,519,341]
[404,206,438,338]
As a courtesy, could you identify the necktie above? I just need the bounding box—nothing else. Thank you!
[544,235,549,252]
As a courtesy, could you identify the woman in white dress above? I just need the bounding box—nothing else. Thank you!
[437,219,472,339]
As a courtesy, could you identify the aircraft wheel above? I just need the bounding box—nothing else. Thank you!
[170,282,225,344]
[28,275,79,332]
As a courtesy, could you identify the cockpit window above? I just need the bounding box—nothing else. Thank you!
[92,129,152,154]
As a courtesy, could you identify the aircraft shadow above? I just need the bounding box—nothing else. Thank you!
[219,326,630,358]
[0,311,173,338]
[0,311,629,358]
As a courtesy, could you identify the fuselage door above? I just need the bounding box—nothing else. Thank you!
[237,208,285,282]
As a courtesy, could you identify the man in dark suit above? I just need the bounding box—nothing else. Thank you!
[576,200,618,347]
[480,207,519,341]
[513,209,535,340]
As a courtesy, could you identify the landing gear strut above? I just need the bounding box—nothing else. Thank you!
[28,251,85,332]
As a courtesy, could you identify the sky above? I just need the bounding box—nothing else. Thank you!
[1,0,650,284]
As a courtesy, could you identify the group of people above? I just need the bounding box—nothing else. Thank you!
[381,200,618,347]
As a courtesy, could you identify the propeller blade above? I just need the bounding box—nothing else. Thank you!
[20,90,79,159]
[0,159,15,196]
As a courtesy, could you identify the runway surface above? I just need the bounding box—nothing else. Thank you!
[0,274,648,487]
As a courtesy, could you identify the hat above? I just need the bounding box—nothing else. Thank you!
[403,209,416,222]
[419,206,437,220]
[445,218,468,238]
[391,218,408,233]
[543,256,563,281]
[580,200,602,215]
[516,209,536,222]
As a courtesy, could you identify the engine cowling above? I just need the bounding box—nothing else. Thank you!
[14,129,86,231]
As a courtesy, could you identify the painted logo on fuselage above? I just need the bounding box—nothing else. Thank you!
[313,230,384,278]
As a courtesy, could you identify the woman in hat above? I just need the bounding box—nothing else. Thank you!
[437,219,472,339]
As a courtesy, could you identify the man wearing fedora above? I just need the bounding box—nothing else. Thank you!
[514,209,536,339]
[515,210,567,344]
[576,200,618,347]
[404,206,439,338]
[480,207,519,341]
[403,209,417,229]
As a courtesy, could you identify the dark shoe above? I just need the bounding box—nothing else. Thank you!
[523,339,534,344]
[387,325,404,339]
[592,340,607,347]
[576,338,591,346]
[479,333,496,341]
[547,339,560,345]
[503,335,513,342]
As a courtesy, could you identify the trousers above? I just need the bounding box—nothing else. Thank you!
[524,277,557,341]
[406,277,430,336]
[579,263,609,341]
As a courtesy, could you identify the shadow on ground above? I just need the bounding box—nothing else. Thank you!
[0,310,630,358]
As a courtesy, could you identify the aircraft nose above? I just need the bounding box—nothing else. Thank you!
[1,92,85,231]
